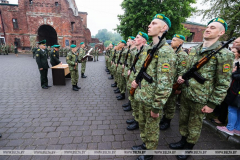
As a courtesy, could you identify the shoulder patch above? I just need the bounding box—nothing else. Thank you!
[189,52,196,56]
[223,64,230,72]
[142,51,147,55]
[37,49,40,51]
[54,50,55,53]
[162,63,170,72]
[181,61,187,66]
[36,54,39,57]
[53,55,56,57]
[154,54,158,58]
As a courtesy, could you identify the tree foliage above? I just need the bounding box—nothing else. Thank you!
[95,29,123,47]
[116,0,196,40]
[199,0,240,39]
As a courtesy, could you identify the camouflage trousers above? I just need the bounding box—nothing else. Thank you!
[97,54,98,61]
[93,55,96,61]
[139,103,161,150]
[179,96,206,144]
[129,95,139,122]
[163,92,177,119]
[81,61,86,74]
[70,70,79,85]
[116,65,125,93]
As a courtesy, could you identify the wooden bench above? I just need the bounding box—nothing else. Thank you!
[51,64,70,85]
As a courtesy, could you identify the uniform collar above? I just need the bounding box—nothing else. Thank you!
[150,38,167,50]
[198,41,221,54]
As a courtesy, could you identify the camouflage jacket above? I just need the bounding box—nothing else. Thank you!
[66,51,81,71]
[175,48,188,81]
[127,47,137,67]
[79,48,86,62]
[182,41,234,109]
[134,39,177,113]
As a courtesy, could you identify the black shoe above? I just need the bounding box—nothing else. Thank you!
[176,143,195,160]
[169,136,187,149]
[116,94,122,98]
[114,89,120,93]
[123,105,132,111]
[81,73,87,78]
[160,118,171,130]
[136,155,153,160]
[76,84,81,89]
[47,85,52,88]
[107,72,110,74]
[132,143,146,150]
[127,121,139,130]
[122,101,130,107]
[114,88,120,92]
[160,115,166,125]
[0,133,2,138]
[72,85,79,91]
[126,119,135,124]
[117,93,125,100]
[111,83,117,87]
[108,75,114,79]
[42,86,48,89]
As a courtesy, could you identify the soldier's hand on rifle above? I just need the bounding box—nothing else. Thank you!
[128,70,131,76]
[201,105,214,113]
[174,90,181,95]
[177,76,185,84]
[122,65,125,68]
[151,111,159,118]
[131,80,138,88]
[75,63,78,66]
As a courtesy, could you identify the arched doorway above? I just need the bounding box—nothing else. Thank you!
[37,25,58,46]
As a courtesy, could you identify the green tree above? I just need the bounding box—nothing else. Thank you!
[116,0,196,40]
[199,0,240,40]
[94,29,123,46]
[104,40,112,47]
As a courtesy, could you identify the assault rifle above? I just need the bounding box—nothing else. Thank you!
[112,50,117,64]
[172,37,236,91]
[122,45,131,73]
[175,44,182,54]
[116,48,124,71]
[129,31,167,96]
[74,51,79,70]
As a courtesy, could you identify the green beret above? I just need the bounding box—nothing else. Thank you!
[128,36,135,40]
[173,34,185,41]
[153,14,171,28]
[80,42,84,45]
[207,18,228,31]
[37,40,46,45]
[70,44,77,48]
[53,45,61,48]
[138,31,149,41]
[120,40,126,44]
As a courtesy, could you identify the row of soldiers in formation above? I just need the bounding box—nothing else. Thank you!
[105,13,234,160]
[32,45,100,62]
[0,44,17,55]
[35,40,101,90]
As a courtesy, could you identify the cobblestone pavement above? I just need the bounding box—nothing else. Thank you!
[0,54,239,160]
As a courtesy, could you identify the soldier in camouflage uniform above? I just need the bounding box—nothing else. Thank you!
[107,43,114,79]
[160,34,188,130]
[125,33,149,131]
[93,47,97,62]
[59,47,63,57]
[79,42,87,78]
[5,44,9,55]
[32,44,38,59]
[66,44,83,91]
[63,47,68,57]
[10,43,14,53]
[0,44,2,55]
[97,48,100,61]
[110,44,120,88]
[35,40,51,89]
[50,45,62,66]
[132,14,176,160]
[169,18,234,160]
[2,45,5,55]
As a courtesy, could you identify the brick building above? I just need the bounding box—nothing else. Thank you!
[0,0,92,50]
[182,21,207,42]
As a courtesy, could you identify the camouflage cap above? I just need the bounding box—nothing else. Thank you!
[128,36,135,40]
[138,31,149,41]
[70,44,77,48]
[173,34,185,41]
[207,18,228,31]
[153,14,171,28]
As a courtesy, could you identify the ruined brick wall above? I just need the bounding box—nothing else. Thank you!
[183,23,206,42]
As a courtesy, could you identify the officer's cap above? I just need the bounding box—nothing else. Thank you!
[70,44,77,48]
[52,45,61,48]
[37,40,46,45]
[80,42,84,45]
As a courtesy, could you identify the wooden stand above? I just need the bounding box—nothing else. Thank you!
[51,64,70,85]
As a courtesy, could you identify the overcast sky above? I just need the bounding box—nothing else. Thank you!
[8,0,207,36]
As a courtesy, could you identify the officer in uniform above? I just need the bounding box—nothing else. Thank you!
[50,45,62,66]
[126,32,149,130]
[169,18,234,160]
[79,42,87,78]
[35,40,51,89]
[160,34,188,130]
[132,14,176,160]
[66,44,82,91]
[32,44,38,59]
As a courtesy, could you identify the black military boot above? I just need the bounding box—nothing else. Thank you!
[76,83,81,89]
[72,85,79,91]
[0,133,2,138]
[111,82,117,87]
[160,115,166,125]
[81,73,87,78]
[176,142,195,160]
[108,75,114,79]
[126,119,135,124]
[117,93,125,100]
[123,105,132,111]
[160,118,171,130]
[136,155,153,160]
[116,94,122,98]
[114,88,119,92]
[114,89,120,93]
[122,100,130,107]
[127,121,139,130]
[132,143,146,150]
[107,71,110,74]
[169,136,187,149]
